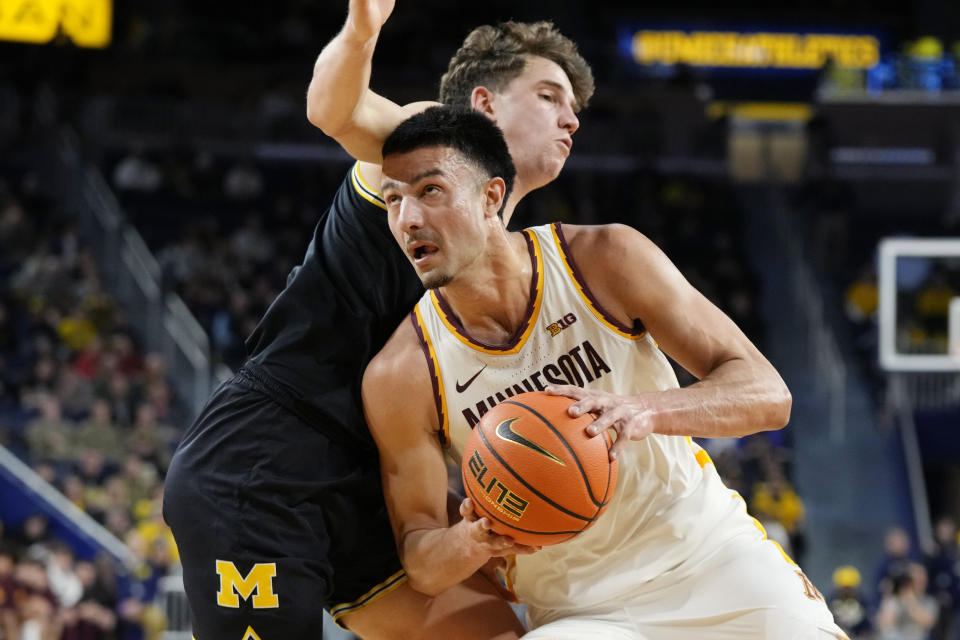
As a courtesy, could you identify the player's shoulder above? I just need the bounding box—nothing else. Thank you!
[556,222,655,262]
[363,316,429,398]
[362,312,438,439]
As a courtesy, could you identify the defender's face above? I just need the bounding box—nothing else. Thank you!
[488,55,579,190]
[382,146,491,289]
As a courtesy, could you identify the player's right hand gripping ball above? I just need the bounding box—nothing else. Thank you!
[461,391,618,546]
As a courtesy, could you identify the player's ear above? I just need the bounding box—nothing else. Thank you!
[483,177,506,219]
[470,86,497,119]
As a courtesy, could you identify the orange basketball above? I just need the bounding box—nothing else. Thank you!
[460,391,618,547]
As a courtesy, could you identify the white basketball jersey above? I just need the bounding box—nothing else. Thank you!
[411,223,757,615]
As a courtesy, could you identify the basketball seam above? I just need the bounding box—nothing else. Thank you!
[477,422,594,522]
[462,472,583,538]
[501,400,607,509]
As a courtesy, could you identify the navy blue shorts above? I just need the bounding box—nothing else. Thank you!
[163,370,404,639]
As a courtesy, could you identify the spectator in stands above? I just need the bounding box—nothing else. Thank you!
[14,515,53,561]
[828,565,873,639]
[844,263,882,385]
[0,544,18,639]
[23,394,73,464]
[61,557,118,640]
[12,556,60,640]
[97,370,134,428]
[0,199,34,271]
[119,454,160,510]
[126,403,173,471]
[876,563,938,640]
[133,489,179,565]
[750,457,808,564]
[61,474,87,512]
[55,367,95,422]
[845,265,879,325]
[75,447,110,494]
[73,335,105,380]
[116,532,169,640]
[139,377,177,427]
[103,508,133,541]
[22,355,60,403]
[229,212,274,266]
[222,161,263,201]
[877,526,916,600]
[925,516,960,640]
[74,398,124,465]
[110,332,144,379]
[44,540,83,610]
[112,149,162,194]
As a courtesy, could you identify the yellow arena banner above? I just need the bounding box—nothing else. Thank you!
[631,30,880,70]
[0,0,111,48]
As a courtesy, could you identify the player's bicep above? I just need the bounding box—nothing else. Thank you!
[362,351,449,544]
[642,277,760,381]
[598,227,760,380]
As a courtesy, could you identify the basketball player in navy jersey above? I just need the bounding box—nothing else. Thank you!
[363,107,847,639]
[162,2,593,639]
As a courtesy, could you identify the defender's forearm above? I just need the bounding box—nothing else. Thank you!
[306,23,378,136]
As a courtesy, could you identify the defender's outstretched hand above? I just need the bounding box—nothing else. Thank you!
[546,384,656,460]
[346,0,396,41]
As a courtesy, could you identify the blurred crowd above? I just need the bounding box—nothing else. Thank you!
[107,148,343,370]
[819,37,960,94]
[826,520,960,640]
[0,161,181,639]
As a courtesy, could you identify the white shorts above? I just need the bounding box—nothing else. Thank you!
[522,532,848,640]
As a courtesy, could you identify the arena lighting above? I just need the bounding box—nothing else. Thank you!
[625,28,880,71]
[0,0,111,48]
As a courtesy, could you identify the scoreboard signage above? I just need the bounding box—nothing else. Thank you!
[0,0,111,48]
[628,29,880,71]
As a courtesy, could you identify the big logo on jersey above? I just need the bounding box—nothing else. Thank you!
[215,560,279,609]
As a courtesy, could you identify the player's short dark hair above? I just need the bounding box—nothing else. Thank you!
[439,21,594,111]
[382,106,516,219]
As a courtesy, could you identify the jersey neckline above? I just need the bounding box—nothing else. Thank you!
[428,229,544,355]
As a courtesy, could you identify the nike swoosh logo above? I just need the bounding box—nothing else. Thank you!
[455,365,487,393]
[495,417,565,466]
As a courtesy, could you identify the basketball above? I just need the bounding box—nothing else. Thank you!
[460,391,618,547]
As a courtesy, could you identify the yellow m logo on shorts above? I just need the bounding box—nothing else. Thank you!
[215,560,279,609]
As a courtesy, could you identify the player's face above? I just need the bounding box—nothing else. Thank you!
[487,56,579,191]
[382,146,494,289]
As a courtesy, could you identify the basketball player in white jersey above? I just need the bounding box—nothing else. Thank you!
[362,106,848,640]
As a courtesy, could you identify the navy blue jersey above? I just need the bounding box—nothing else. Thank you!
[244,163,422,449]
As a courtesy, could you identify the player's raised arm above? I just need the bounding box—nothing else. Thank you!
[362,322,536,597]
[550,224,792,455]
[306,0,438,164]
